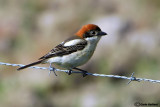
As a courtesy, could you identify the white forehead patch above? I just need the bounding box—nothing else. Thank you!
[64,39,82,46]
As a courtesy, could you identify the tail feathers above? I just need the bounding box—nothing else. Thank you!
[17,60,43,71]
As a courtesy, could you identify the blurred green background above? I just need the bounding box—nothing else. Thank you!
[0,0,160,107]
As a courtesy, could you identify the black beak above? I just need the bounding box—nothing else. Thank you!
[98,31,107,36]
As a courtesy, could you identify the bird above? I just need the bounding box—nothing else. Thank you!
[17,24,107,77]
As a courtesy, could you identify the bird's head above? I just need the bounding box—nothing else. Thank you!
[75,24,107,39]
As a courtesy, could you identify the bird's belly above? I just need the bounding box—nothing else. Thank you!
[61,50,94,68]
[47,45,95,69]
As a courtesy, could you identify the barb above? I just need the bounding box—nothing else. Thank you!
[0,62,160,84]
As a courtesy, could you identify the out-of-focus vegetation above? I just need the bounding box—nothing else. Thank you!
[0,0,160,107]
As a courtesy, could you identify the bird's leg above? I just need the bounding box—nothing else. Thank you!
[49,63,57,76]
[73,67,88,77]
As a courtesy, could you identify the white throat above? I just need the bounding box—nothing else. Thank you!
[85,36,101,44]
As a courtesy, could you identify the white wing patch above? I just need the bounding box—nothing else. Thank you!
[64,39,83,46]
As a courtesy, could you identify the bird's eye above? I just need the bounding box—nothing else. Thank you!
[90,31,96,35]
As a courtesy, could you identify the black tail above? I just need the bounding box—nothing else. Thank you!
[17,60,43,71]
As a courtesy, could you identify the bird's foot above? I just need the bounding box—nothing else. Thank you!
[82,71,88,77]
[73,67,88,77]
[67,70,72,75]
[49,67,57,76]
[66,69,88,77]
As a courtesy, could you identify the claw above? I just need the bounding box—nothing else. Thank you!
[73,67,88,77]
[68,70,72,75]
[82,71,88,77]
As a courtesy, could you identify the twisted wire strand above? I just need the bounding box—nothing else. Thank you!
[0,62,160,84]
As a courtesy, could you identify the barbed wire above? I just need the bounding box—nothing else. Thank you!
[0,62,160,84]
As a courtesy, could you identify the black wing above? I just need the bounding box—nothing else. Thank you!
[39,40,87,60]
